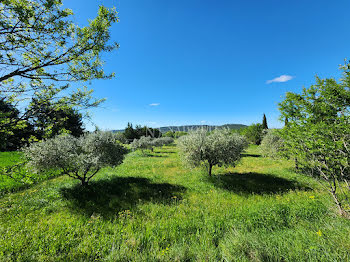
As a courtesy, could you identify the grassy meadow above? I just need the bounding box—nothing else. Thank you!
[0,152,60,194]
[1,144,350,261]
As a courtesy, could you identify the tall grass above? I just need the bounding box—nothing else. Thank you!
[0,152,59,194]
[0,145,349,261]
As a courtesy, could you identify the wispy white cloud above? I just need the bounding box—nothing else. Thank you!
[200,120,206,124]
[149,103,160,106]
[266,75,294,84]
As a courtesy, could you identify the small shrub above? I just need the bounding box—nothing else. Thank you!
[24,132,128,186]
[178,128,247,176]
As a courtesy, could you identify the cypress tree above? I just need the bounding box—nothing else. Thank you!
[262,114,268,129]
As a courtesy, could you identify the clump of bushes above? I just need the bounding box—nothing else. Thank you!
[163,131,175,138]
[177,128,247,176]
[162,130,187,138]
[24,132,128,186]
[241,123,264,145]
[259,130,285,159]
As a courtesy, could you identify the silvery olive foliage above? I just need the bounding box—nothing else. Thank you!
[131,136,174,154]
[153,137,174,147]
[178,128,248,176]
[130,136,154,153]
[260,129,285,159]
[24,132,128,186]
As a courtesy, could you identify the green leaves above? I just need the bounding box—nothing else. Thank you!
[24,132,128,185]
[178,129,248,176]
[278,62,350,216]
[0,0,119,128]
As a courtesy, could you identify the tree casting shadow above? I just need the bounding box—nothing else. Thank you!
[209,172,311,195]
[60,177,186,219]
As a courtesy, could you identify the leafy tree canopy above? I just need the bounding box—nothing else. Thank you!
[178,129,247,176]
[0,0,119,132]
[242,123,263,145]
[24,132,128,186]
[278,62,350,217]
[27,93,84,140]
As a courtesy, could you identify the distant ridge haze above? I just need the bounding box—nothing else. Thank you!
[112,124,247,133]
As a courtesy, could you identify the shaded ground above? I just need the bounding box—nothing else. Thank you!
[209,172,311,195]
[241,153,261,158]
[61,176,186,219]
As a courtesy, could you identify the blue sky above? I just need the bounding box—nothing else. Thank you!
[65,0,350,130]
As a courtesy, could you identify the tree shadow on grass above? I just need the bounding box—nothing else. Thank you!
[209,172,311,195]
[60,177,185,219]
[240,153,261,158]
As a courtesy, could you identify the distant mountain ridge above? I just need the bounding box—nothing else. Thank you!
[112,124,247,133]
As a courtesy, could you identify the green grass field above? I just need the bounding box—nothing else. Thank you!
[1,145,350,261]
[0,151,60,194]
[0,151,22,167]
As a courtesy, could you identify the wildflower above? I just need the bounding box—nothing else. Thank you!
[309,196,315,199]
[316,230,322,236]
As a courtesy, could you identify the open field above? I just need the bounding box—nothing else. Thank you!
[1,145,350,261]
[0,152,60,194]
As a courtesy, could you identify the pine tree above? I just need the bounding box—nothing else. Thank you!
[262,114,268,129]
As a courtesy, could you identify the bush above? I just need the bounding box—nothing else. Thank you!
[163,131,175,138]
[260,130,285,158]
[279,64,350,217]
[178,128,247,176]
[114,132,128,144]
[24,132,128,186]
[241,123,264,145]
[174,131,187,138]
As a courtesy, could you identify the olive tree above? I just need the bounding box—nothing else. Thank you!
[24,132,128,186]
[279,62,350,217]
[259,129,285,159]
[178,128,247,176]
[130,136,154,153]
[152,137,174,147]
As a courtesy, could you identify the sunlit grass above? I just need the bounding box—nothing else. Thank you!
[0,145,349,261]
[0,151,60,194]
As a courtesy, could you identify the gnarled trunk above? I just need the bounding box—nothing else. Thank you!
[208,163,213,176]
